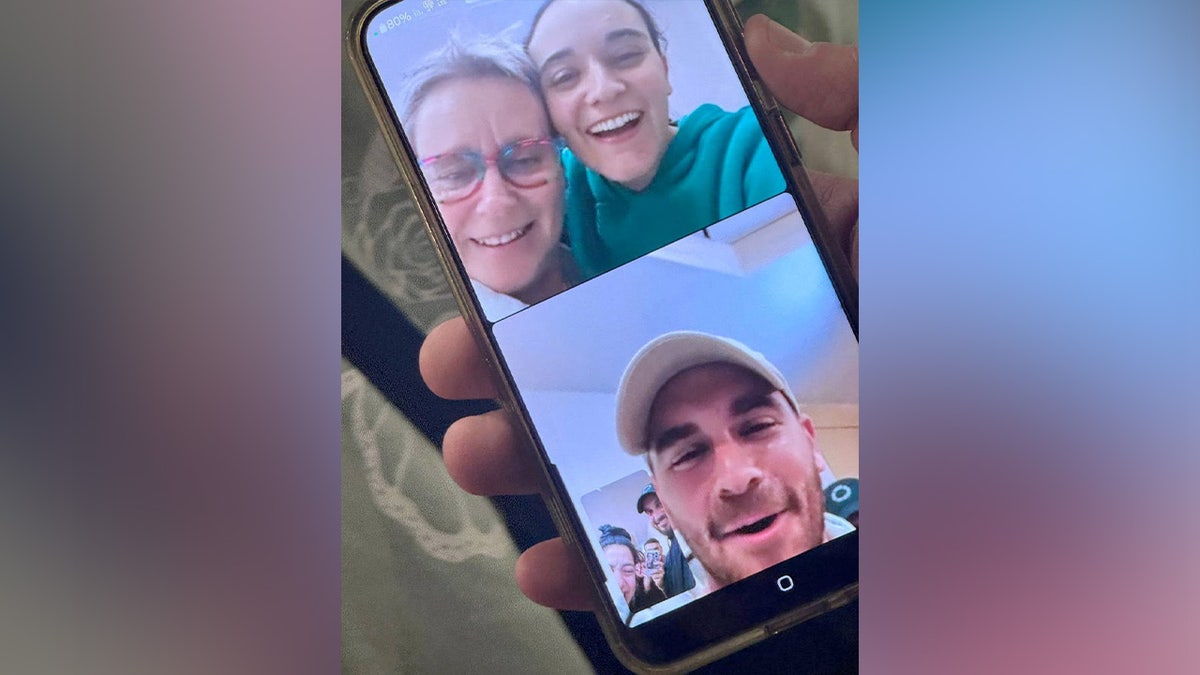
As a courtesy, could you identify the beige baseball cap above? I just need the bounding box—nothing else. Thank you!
[615,331,799,456]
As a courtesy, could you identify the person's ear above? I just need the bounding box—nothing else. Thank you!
[814,448,830,474]
[799,412,816,438]
[798,414,828,471]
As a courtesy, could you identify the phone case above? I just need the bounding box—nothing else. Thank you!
[346,1,858,670]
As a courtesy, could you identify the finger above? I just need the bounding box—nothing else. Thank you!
[515,538,596,611]
[744,15,858,149]
[806,169,859,278]
[420,317,499,400]
[442,409,544,496]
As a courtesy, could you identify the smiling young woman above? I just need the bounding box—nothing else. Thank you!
[525,0,788,279]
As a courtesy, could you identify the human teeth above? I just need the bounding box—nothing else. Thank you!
[475,225,530,247]
[589,112,641,134]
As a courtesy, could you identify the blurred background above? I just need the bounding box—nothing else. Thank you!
[7,0,1196,672]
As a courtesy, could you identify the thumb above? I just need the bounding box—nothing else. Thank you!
[744,15,858,150]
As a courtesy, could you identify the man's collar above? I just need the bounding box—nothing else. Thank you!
[823,512,856,543]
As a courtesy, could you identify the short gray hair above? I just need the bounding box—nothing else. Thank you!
[400,30,543,139]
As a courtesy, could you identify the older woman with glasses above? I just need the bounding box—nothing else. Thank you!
[402,33,578,320]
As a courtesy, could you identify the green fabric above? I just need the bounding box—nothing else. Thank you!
[340,362,590,674]
[563,104,787,278]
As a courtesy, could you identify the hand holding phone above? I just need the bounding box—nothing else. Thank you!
[422,15,860,613]
[644,549,665,591]
[355,1,860,669]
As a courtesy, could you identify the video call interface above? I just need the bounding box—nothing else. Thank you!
[366,0,859,628]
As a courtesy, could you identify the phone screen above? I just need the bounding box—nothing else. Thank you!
[359,0,858,665]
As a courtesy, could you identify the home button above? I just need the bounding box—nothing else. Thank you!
[776,575,794,592]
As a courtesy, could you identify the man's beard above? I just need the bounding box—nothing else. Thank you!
[696,476,824,589]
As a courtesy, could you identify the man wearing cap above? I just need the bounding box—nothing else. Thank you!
[635,484,696,598]
[617,331,855,594]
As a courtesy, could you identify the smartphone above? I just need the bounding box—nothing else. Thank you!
[348,0,858,670]
[646,549,662,572]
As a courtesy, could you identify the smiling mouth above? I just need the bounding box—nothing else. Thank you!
[720,513,781,540]
[587,111,642,138]
[472,223,532,248]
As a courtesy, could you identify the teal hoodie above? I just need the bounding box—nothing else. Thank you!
[562,104,787,279]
